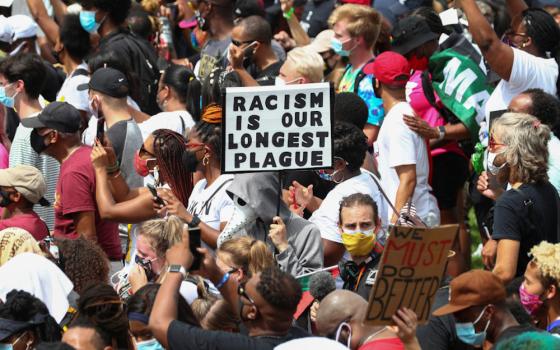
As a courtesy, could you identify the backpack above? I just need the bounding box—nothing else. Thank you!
[351,58,375,94]
[102,31,161,115]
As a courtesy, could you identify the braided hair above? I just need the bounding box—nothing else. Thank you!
[77,283,130,350]
[521,8,560,96]
[152,129,193,206]
[0,290,62,343]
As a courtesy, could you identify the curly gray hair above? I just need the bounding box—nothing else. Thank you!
[491,112,550,184]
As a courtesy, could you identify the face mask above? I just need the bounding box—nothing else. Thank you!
[408,54,429,71]
[135,254,156,281]
[0,189,12,207]
[334,321,352,348]
[89,97,99,118]
[331,38,353,57]
[316,167,344,183]
[134,151,155,177]
[135,338,164,350]
[30,129,50,154]
[486,150,507,176]
[341,229,377,257]
[519,283,544,316]
[218,194,258,245]
[0,344,12,350]
[80,10,105,33]
[0,84,17,109]
[274,77,302,86]
[455,306,490,347]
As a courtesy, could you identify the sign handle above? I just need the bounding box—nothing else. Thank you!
[276,171,283,217]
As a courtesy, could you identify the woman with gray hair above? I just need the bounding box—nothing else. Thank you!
[481,112,559,284]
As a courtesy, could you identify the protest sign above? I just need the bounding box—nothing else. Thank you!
[222,83,333,173]
[364,225,459,325]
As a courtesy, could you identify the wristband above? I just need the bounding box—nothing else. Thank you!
[437,125,446,141]
[106,161,120,174]
[188,214,201,228]
[215,272,230,289]
[283,7,294,20]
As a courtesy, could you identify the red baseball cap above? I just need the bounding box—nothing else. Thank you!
[371,51,411,87]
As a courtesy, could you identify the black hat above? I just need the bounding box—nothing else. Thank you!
[0,318,31,342]
[77,67,129,98]
[21,102,81,133]
[233,0,265,19]
[391,16,440,56]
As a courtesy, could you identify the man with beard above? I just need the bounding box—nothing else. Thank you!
[229,16,283,86]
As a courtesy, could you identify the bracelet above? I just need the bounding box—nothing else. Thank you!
[106,161,120,174]
[109,170,122,179]
[283,7,294,20]
[215,272,230,289]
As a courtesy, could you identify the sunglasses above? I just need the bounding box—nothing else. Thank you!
[237,283,255,305]
[231,39,255,47]
[139,143,156,158]
[185,141,205,150]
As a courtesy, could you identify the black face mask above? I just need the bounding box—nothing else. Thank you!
[182,150,200,171]
[30,129,49,155]
[0,189,12,207]
[135,255,156,281]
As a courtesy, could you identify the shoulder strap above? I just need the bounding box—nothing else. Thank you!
[367,172,400,218]
[353,58,375,94]
[71,68,89,78]
[199,178,234,215]
[421,69,450,123]
[179,115,186,136]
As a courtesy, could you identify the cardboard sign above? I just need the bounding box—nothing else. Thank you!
[364,225,459,325]
[222,83,333,173]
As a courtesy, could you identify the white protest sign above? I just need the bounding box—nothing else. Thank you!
[222,83,333,173]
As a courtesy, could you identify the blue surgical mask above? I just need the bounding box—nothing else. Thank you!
[135,338,164,350]
[80,10,104,33]
[0,84,17,109]
[455,306,491,347]
[331,38,352,57]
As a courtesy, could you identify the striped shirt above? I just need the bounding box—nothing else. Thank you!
[9,124,59,231]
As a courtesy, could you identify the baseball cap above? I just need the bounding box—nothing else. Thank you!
[0,318,31,342]
[0,15,37,44]
[391,16,440,56]
[77,67,129,98]
[304,30,335,54]
[432,270,507,317]
[21,101,82,134]
[0,165,49,206]
[371,51,411,87]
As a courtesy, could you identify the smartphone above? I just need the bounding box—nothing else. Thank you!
[243,41,258,55]
[147,184,166,206]
[189,227,202,271]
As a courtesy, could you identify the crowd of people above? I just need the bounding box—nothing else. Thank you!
[1,0,560,349]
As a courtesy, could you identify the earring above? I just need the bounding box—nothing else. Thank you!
[202,153,210,166]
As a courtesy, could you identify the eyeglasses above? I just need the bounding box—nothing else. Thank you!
[139,143,156,158]
[231,39,255,47]
[237,283,255,305]
[185,141,205,150]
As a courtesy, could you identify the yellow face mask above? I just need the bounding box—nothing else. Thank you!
[341,229,377,257]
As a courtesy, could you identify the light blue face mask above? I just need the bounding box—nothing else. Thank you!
[455,306,491,347]
[135,338,165,350]
[80,10,103,33]
[0,84,17,109]
[0,344,13,350]
[331,38,352,57]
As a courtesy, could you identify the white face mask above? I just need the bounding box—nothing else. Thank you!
[274,76,302,86]
[217,194,258,247]
[486,149,507,175]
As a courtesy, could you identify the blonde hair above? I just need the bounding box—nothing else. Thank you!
[530,241,560,284]
[288,47,324,84]
[218,236,273,277]
[137,216,184,258]
[328,4,381,49]
[491,112,550,184]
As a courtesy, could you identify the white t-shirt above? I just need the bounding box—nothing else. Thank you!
[138,110,195,141]
[309,171,387,244]
[375,102,439,223]
[485,48,558,122]
[187,175,235,231]
[56,63,90,112]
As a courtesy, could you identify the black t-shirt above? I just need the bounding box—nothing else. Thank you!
[492,182,559,277]
[300,0,336,38]
[168,320,309,350]
[341,256,379,300]
[248,61,283,86]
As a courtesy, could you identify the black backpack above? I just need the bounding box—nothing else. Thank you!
[101,31,161,115]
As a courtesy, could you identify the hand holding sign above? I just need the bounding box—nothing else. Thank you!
[388,308,420,347]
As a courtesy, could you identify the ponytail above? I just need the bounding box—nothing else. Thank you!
[219,236,274,277]
[138,215,184,258]
[187,78,202,122]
